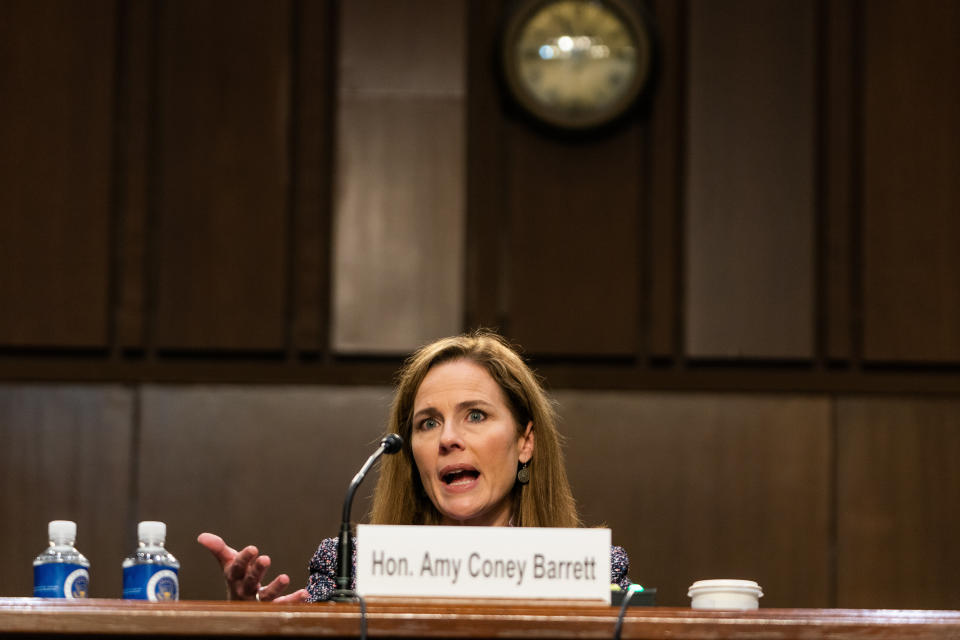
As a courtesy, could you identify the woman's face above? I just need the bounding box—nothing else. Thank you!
[410,359,534,526]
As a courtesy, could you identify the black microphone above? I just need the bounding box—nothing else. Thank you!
[332,433,403,602]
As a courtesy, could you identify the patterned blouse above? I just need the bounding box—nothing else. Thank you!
[306,536,631,602]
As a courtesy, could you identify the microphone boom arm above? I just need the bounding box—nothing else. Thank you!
[332,434,402,602]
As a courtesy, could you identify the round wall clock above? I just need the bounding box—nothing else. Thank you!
[501,0,656,131]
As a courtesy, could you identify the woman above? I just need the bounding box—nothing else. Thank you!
[199,330,630,602]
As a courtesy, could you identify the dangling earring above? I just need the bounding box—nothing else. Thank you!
[516,460,530,485]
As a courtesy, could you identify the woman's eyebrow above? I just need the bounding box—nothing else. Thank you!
[455,399,494,412]
[413,399,494,418]
[412,406,438,421]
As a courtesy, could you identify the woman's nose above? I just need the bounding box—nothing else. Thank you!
[438,418,464,452]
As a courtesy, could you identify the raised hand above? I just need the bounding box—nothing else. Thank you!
[197,532,307,603]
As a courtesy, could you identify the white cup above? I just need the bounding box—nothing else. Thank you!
[688,579,763,610]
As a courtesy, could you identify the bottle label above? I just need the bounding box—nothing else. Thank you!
[123,565,179,601]
[34,564,89,598]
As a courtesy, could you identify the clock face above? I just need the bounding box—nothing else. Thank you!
[503,0,653,129]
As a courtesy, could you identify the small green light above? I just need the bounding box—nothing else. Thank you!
[628,584,645,593]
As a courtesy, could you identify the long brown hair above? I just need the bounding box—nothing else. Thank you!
[369,330,580,528]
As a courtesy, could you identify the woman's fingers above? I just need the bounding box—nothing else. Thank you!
[240,554,271,597]
[197,532,237,569]
[226,545,260,583]
[271,588,308,604]
[197,533,297,601]
[215,542,263,600]
[256,573,291,601]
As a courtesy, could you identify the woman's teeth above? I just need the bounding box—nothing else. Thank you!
[443,469,479,484]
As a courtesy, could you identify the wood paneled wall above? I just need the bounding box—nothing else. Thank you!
[1,0,959,611]
[685,0,815,359]
[0,2,115,348]
[860,0,960,362]
[836,397,960,608]
[0,386,133,598]
[559,392,833,607]
[3,385,959,608]
[332,0,466,353]
[0,0,958,388]
[154,1,291,352]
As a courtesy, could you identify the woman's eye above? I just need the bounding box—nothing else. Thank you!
[419,417,439,430]
[467,409,485,422]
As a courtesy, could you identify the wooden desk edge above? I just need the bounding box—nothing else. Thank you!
[1,598,959,639]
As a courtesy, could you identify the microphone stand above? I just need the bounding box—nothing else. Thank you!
[332,434,402,602]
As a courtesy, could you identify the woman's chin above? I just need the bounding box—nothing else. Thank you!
[438,504,484,525]
[438,502,510,527]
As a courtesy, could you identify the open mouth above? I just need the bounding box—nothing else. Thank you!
[441,468,480,485]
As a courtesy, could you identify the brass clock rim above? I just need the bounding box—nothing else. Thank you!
[501,0,655,130]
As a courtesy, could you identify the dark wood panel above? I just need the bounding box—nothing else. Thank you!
[647,0,683,360]
[290,1,336,354]
[153,1,291,351]
[337,0,464,94]
[331,97,465,353]
[465,0,508,332]
[823,0,855,361]
[558,391,832,607]
[115,0,152,350]
[685,0,815,359]
[6,356,960,393]
[0,386,133,598]
[330,0,466,354]
[837,397,960,608]
[2,0,960,395]
[0,1,116,348]
[505,124,642,356]
[861,0,960,363]
[137,386,392,599]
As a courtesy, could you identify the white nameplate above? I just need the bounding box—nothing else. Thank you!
[356,524,610,602]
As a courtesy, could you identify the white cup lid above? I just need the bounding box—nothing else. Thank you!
[688,579,763,598]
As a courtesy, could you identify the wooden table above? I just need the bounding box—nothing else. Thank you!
[1,597,959,639]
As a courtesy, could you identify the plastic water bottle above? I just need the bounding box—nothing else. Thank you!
[33,520,90,598]
[122,521,180,601]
